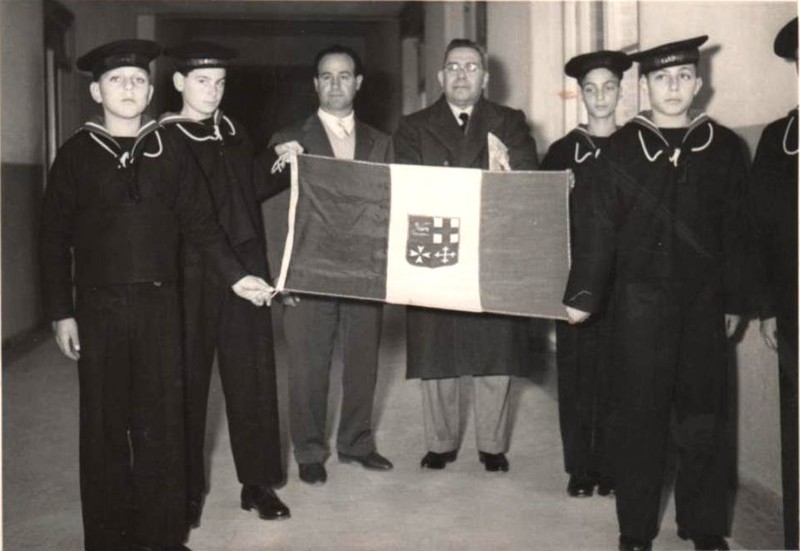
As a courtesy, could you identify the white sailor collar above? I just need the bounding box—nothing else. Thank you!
[80,115,163,167]
[631,111,713,167]
[159,110,237,142]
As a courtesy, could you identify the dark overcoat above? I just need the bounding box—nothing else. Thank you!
[393,95,539,379]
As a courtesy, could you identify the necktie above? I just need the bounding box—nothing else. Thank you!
[458,112,469,133]
[337,118,351,137]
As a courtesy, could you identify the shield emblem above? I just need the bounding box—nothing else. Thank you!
[406,215,460,268]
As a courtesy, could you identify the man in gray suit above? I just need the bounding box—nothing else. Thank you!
[393,39,538,473]
[266,44,393,485]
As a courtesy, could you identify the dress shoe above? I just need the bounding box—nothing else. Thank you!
[478,451,509,472]
[338,450,394,471]
[186,494,204,528]
[618,535,652,551]
[240,484,291,520]
[420,450,458,469]
[298,462,327,485]
[567,474,595,497]
[596,475,616,496]
[678,528,730,550]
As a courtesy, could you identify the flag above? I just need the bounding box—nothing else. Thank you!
[274,154,572,320]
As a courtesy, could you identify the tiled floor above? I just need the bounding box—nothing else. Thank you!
[2,306,783,550]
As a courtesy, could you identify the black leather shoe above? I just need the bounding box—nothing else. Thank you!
[618,535,652,551]
[567,474,595,497]
[478,451,509,472]
[338,451,394,470]
[186,494,204,528]
[678,528,730,550]
[596,475,615,496]
[298,462,327,485]
[420,450,458,469]
[240,484,291,520]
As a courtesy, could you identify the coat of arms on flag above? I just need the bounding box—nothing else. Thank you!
[273,154,572,320]
[407,216,460,268]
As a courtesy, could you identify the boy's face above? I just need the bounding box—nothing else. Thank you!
[89,66,153,121]
[641,64,702,118]
[314,53,362,116]
[438,46,488,109]
[579,67,621,120]
[173,67,227,120]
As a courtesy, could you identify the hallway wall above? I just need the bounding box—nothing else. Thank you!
[1,0,46,343]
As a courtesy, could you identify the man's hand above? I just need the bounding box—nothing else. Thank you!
[759,317,778,350]
[271,140,305,174]
[724,314,741,338]
[565,306,591,325]
[53,318,80,360]
[232,275,274,307]
[281,293,301,307]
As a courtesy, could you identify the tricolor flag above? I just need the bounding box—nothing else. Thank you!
[274,154,571,320]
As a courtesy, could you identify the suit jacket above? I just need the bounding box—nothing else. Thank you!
[394,95,539,379]
[260,112,393,284]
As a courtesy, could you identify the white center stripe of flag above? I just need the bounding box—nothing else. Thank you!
[386,164,483,312]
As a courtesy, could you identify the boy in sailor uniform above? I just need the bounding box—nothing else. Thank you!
[541,50,631,499]
[39,39,272,551]
[751,16,798,551]
[563,36,755,551]
[160,41,289,528]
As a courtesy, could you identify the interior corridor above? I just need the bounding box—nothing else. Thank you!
[2,306,782,551]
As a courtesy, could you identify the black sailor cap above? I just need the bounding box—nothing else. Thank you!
[564,50,632,80]
[774,17,798,60]
[164,41,238,71]
[630,35,708,74]
[76,39,160,81]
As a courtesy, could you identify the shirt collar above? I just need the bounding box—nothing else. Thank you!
[447,102,474,123]
[317,108,355,138]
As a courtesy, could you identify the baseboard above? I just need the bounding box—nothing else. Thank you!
[2,323,51,366]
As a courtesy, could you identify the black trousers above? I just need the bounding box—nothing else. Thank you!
[76,283,186,551]
[556,311,613,478]
[282,295,382,464]
[182,259,283,500]
[777,309,798,551]
[609,280,729,541]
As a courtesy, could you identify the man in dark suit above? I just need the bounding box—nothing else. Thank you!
[265,44,393,486]
[393,39,538,473]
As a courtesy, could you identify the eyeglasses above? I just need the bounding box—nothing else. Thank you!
[443,62,482,74]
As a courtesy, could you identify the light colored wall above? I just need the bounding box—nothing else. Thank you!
[424,2,474,106]
[486,2,530,113]
[1,0,46,342]
[1,0,45,165]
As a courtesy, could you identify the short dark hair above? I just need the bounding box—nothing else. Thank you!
[443,39,487,69]
[313,44,363,76]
